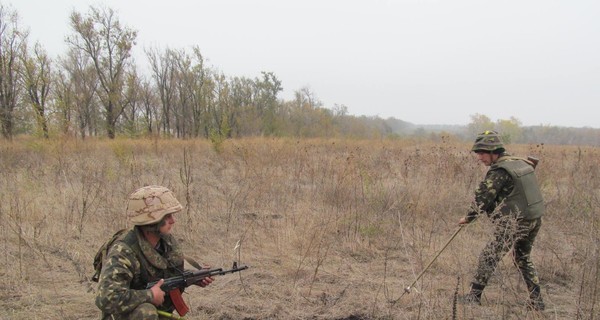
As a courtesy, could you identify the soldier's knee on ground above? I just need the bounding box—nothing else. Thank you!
[130,303,159,320]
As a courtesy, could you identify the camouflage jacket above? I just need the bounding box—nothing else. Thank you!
[465,153,515,222]
[95,227,184,317]
[465,153,544,222]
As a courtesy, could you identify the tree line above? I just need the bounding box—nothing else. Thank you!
[0,4,390,141]
[1,4,598,146]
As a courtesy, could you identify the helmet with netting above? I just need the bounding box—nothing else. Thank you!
[126,185,183,226]
[471,130,505,153]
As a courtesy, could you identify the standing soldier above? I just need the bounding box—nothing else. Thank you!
[458,131,545,310]
[95,185,213,319]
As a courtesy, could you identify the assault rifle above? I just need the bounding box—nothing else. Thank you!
[146,262,249,318]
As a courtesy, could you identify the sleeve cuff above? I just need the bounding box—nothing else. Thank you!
[145,289,155,304]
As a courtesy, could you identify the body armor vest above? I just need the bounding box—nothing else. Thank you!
[491,157,545,220]
[120,228,185,311]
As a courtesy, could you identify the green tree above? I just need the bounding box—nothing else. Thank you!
[496,117,522,143]
[467,113,494,137]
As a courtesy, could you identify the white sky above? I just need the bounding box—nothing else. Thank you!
[9,0,600,128]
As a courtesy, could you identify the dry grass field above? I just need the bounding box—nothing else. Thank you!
[0,137,598,319]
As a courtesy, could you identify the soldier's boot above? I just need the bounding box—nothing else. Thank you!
[528,285,545,311]
[458,283,485,305]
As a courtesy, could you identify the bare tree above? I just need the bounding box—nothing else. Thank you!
[59,48,100,138]
[0,5,27,139]
[229,76,258,136]
[211,72,233,139]
[288,86,328,137]
[138,78,159,135]
[254,71,283,135]
[172,49,192,138]
[146,46,177,136]
[119,68,143,136]
[20,42,51,138]
[54,70,74,135]
[172,46,209,138]
[66,5,137,139]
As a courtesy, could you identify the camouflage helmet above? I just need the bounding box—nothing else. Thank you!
[126,185,183,226]
[471,130,505,153]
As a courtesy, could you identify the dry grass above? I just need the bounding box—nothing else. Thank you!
[0,137,598,319]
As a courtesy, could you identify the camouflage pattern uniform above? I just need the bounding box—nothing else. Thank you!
[461,131,545,310]
[95,186,185,320]
[465,154,543,292]
[95,227,185,319]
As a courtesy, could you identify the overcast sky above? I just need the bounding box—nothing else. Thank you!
[9,0,600,128]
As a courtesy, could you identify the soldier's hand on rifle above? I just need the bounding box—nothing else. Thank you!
[195,275,214,287]
[150,279,166,306]
[194,265,215,287]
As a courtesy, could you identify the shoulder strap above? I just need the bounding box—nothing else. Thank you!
[496,155,536,168]
[92,228,129,282]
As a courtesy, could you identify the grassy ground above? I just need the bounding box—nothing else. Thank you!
[0,137,598,319]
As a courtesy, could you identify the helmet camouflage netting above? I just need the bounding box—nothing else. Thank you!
[471,130,505,153]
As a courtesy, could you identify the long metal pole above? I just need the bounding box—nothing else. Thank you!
[390,225,464,304]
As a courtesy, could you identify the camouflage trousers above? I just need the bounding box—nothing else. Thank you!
[472,217,542,290]
[103,303,173,320]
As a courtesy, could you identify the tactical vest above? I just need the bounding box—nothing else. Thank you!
[491,157,545,220]
[120,228,185,311]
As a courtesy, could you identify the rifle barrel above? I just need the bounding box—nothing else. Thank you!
[146,265,249,290]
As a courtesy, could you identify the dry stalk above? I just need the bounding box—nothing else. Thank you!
[179,147,193,225]
[0,138,598,319]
